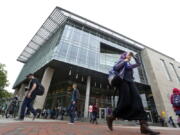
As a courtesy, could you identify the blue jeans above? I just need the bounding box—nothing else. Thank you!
[68,103,76,123]
[20,96,36,119]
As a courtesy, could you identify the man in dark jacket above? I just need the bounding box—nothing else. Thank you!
[68,83,80,124]
[16,74,39,121]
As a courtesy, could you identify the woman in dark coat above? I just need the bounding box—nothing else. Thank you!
[106,52,160,135]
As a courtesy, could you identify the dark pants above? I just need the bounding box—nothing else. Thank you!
[61,113,64,120]
[20,96,36,119]
[92,111,98,123]
[112,77,147,121]
[160,119,165,127]
[68,103,76,123]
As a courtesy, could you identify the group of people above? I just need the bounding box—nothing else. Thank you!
[35,107,66,120]
[88,105,113,124]
[14,51,162,134]
[15,75,81,123]
[0,96,19,118]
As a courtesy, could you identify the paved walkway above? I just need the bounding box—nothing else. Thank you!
[0,119,179,135]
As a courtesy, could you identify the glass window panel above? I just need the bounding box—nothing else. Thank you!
[87,51,96,68]
[95,53,100,70]
[62,25,73,40]
[81,32,89,45]
[58,42,69,58]
[77,48,87,65]
[66,45,78,62]
[72,29,81,42]
[89,37,99,51]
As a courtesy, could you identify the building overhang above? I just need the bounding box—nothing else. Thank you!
[17,7,145,63]
[17,8,68,63]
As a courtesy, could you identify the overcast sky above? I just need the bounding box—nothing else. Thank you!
[0,0,180,92]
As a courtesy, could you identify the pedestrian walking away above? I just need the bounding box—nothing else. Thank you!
[68,83,80,124]
[107,52,160,135]
[168,116,176,128]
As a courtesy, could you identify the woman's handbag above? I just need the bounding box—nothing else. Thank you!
[108,73,117,86]
[108,72,123,87]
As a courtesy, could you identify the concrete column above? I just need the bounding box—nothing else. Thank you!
[15,83,25,100]
[17,83,26,116]
[34,67,54,109]
[84,76,91,118]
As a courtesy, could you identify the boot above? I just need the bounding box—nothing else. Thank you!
[106,116,115,131]
[140,120,160,135]
[14,116,24,121]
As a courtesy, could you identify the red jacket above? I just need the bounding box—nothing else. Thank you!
[170,88,180,111]
[92,105,99,112]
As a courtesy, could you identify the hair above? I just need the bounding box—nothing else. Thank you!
[73,83,77,86]
[128,52,134,56]
[26,73,34,78]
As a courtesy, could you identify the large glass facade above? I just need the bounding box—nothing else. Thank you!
[53,23,147,84]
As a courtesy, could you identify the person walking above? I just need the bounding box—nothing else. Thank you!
[107,52,160,135]
[60,108,65,120]
[177,116,180,127]
[92,103,99,124]
[170,88,180,116]
[89,105,93,123]
[106,107,113,117]
[16,74,42,121]
[5,95,19,118]
[159,115,165,127]
[68,83,80,124]
[168,116,176,128]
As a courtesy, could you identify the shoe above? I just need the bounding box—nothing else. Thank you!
[14,118,24,121]
[68,122,74,124]
[140,120,160,135]
[32,114,37,121]
[106,116,115,131]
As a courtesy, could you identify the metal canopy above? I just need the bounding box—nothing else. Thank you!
[17,7,145,63]
[17,8,68,63]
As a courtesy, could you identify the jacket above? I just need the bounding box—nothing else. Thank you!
[170,88,180,111]
[109,53,141,80]
[71,88,80,102]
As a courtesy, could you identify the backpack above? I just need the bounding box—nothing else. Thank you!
[36,83,45,96]
[173,94,180,107]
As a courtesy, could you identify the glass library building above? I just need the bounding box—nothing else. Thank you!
[14,7,180,122]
